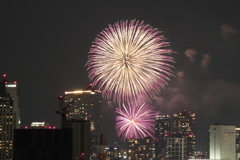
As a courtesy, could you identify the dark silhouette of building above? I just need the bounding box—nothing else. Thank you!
[14,120,90,160]
[62,120,91,160]
[13,129,72,160]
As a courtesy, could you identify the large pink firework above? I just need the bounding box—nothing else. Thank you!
[86,20,174,104]
[115,103,155,141]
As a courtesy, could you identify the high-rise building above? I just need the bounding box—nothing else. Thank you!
[172,110,196,158]
[91,133,108,160]
[155,115,171,158]
[59,84,101,144]
[127,136,156,160]
[0,74,20,160]
[56,84,101,160]
[209,125,236,160]
[166,134,187,160]
[62,120,91,160]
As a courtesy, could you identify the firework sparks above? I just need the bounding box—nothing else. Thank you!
[115,103,155,141]
[86,20,174,103]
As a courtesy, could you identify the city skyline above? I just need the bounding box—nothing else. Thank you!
[1,1,240,151]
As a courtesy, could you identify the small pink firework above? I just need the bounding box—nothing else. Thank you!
[115,103,155,141]
[86,20,174,104]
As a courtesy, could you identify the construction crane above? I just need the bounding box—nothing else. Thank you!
[56,96,68,121]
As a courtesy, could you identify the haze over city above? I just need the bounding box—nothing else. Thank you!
[1,1,240,151]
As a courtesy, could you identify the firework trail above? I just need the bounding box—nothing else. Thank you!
[115,103,155,141]
[86,20,174,104]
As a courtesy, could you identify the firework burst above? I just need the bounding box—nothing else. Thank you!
[86,20,174,104]
[115,103,155,141]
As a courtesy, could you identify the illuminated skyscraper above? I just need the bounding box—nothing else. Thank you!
[172,110,196,159]
[155,115,171,158]
[59,84,102,144]
[0,74,21,160]
[166,134,187,160]
[209,125,236,160]
[127,137,156,160]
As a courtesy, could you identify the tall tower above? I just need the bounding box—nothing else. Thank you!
[172,110,196,159]
[0,74,21,160]
[166,134,187,160]
[155,115,171,158]
[209,125,236,160]
[63,120,91,160]
[59,84,102,144]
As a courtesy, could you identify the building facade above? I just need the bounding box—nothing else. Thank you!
[0,75,21,160]
[166,136,187,160]
[127,137,156,160]
[62,120,91,160]
[13,128,72,160]
[172,110,196,159]
[103,146,119,160]
[155,115,171,159]
[209,125,236,160]
[62,84,101,145]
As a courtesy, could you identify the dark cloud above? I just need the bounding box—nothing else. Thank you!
[177,71,185,79]
[155,49,240,117]
[185,49,198,62]
[198,80,240,116]
[200,54,211,70]
[154,87,190,113]
[221,24,239,40]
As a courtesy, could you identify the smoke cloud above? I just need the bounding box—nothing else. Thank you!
[221,24,238,39]
[201,54,211,69]
[177,71,185,78]
[185,49,197,62]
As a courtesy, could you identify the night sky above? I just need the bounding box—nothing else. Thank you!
[1,1,240,150]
